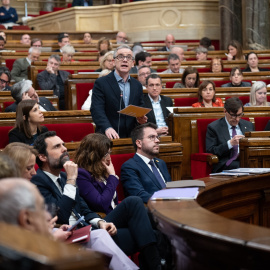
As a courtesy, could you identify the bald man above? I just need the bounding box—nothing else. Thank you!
[160,34,175,51]
[170,46,185,62]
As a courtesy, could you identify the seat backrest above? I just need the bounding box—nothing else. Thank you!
[76,83,94,110]
[111,153,135,201]
[197,119,217,152]
[166,81,180,88]
[44,123,94,142]
[3,101,14,112]
[174,97,198,107]
[254,117,270,131]
[5,59,16,71]
[238,96,250,105]
[0,126,13,149]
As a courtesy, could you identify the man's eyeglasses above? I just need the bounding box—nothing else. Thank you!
[114,54,134,61]
[146,135,160,141]
[138,72,151,77]
[227,111,244,119]
[0,78,9,84]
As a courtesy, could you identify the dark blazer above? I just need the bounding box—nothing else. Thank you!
[143,94,173,125]
[72,0,93,6]
[90,71,144,138]
[264,120,270,131]
[31,169,99,225]
[11,58,30,82]
[8,126,48,145]
[121,154,172,203]
[5,97,57,112]
[159,46,168,52]
[221,81,251,87]
[129,66,156,74]
[243,67,269,72]
[206,117,254,173]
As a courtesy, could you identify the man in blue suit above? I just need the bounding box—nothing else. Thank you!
[121,123,172,203]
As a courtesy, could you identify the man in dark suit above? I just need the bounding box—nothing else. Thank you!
[206,97,254,173]
[129,51,156,74]
[221,67,251,88]
[159,34,175,51]
[31,131,162,270]
[37,55,70,110]
[5,79,57,112]
[91,44,147,139]
[121,123,172,203]
[143,74,173,136]
[11,47,41,82]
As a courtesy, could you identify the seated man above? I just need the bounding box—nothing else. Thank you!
[11,47,41,82]
[53,35,70,53]
[37,54,70,110]
[116,31,127,44]
[137,65,151,89]
[5,79,57,112]
[31,131,162,270]
[20,34,31,45]
[221,67,251,87]
[206,97,254,173]
[0,0,18,26]
[121,123,172,203]
[195,47,208,61]
[0,66,11,91]
[0,178,140,270]
[31,38,43,47]
[130,51,155,74]
[162,53,184,74]
[160,34,175,52]
[143,74,173,136]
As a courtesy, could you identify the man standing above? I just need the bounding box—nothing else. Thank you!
[130,51,155,74]
[162,54,184,74]
[160,34,175,51]
[37,55,70,110]
[20,34,31,45]
[11,47,41,82]
[91,45,146,139]
[143,74,173,136]
[0,0,18,26]
[206,97,254,173]
[116,31,127,44]
[137,65,151,89]
[31,131,161,270]
[121,123,172,203]
[5,79,57,112]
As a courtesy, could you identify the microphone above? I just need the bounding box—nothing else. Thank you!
[118,90,123,136]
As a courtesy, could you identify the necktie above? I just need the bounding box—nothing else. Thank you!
[57,178,64,192]
[226,126,238,166]
[149,160,166,189]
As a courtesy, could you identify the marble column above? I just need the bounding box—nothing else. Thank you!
[219,0,242,50]
[242,0,270,50]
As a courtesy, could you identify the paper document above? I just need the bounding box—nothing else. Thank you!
[223,168,270,174]
[210,172,250,176]
[118,105,152,118]
[151,187,199,200]
[166,180,205,188]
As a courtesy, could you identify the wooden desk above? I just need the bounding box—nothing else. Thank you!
[148,173,270,269]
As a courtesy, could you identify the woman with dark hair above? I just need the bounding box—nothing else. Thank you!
[8,99,48,145]
[226,40,245,60]
[243,52,269,72]
[173,66,200,88]
[96,37,112,52]
[192,80,224,107]
[210,57,223,73]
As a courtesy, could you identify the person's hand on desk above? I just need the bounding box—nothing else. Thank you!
[230,135,245,146]
[137,115,148,125]
[105,128,120,140]
[98,220,117,236]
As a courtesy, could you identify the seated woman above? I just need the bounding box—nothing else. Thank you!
[221,67,251,88]
[97,37,112,53]
[9,99,48,145]
[226,40,245,60]
[192,80,224,107]
[61,44,76,64]
[210,57,223,73]
[243,52,269,72]
[3,142,37,180]
[195,47,208,61]
[245,81,269,107]
[173,67,200,88]
[95,51,114,72]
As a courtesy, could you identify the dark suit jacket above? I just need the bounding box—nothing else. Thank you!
[31,169,99,225]
[121,154,172,203]
[11,58,29,82]
[159,46,168,52]
[143,94,173,125]
[206,117,254,172]
[5,97,57,112]
[8,126,48,145]
[72,0,93,6]
[90,71,144,138]
[221,81,251,88]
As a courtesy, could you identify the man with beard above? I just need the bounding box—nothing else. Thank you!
[31,131,162,270]
[121,123,172,203]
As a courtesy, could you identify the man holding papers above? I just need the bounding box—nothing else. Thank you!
[206,97,254,173]
[121,123,172,203]
[91,45,147,139]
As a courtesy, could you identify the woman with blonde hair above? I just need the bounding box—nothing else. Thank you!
[61,44,76,63]
[3,142,38,180]
[245,81,269,107]
[95,51,114,72]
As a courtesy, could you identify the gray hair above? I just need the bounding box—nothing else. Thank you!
[196,47,208,54]
[249,81,267,106]
[49,54,61,63]
[28,47,41,54]
[113,44,132,58]
[61,44,75,55]
[0,184,36,225]
[167,53,180,63]
[11,79,33,102]
[99,69,111,78]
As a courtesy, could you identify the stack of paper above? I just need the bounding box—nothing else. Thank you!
[166,180,205,188]
[151,187,199,200]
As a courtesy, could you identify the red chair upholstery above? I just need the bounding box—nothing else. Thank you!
[0,126,13,149]
[166,81,180,88]
[110,153,135,201]
[191,118,218,179]
[5,59,16,71]
[53,7,66,12]
[44,123,94,142]
[76,83,94,110]
[0,25,6,29]
[12,25,31,30]
[174,97,198,107]
[238,96,249,105]
[197,68,211,73]
[213,80,231,87]
[3,101,14,111]
[39,11,51,15]
[254,117,270,131]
